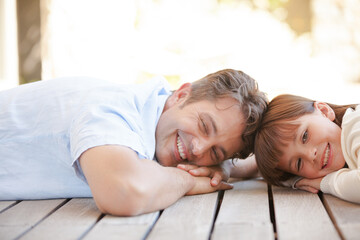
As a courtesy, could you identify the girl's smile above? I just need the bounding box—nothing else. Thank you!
[321,143,331,169]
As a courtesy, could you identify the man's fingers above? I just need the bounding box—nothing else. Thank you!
[177,164,198,171]
[189,167,212,177]
[217,182,233,190]
[210,172,223,187]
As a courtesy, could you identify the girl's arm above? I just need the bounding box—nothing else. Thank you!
[320,169,360,203]
[319,105,360,203]
[295,177,322,194]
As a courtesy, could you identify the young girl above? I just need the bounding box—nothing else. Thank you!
[254,94,359,203]
[179,94,360,204]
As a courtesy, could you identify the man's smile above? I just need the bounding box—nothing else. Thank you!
[177,134,187,160]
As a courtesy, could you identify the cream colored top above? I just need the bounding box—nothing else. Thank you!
[321,105,360,203]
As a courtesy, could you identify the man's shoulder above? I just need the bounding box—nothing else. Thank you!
[128,76,172,107]
[137,76,172,94]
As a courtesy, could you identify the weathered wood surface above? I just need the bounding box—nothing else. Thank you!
[212,179,274,240]
[148,192,218,240]
[1,179,360,240]
[323,194,360,240]
[84,211,159,240]
[272,186,340,240]
[0,201,17,212]
[0,199,66,239]
[21,199,101,240]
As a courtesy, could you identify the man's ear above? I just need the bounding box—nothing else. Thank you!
[166,83,192,108]
[314,101,335,121]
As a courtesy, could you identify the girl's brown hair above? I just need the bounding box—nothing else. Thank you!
[254,94,357,186]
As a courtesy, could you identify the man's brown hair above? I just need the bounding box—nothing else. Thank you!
[185,69,268,159]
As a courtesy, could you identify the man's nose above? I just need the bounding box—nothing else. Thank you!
[191,137,210,157]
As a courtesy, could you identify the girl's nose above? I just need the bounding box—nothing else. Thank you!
[306,147,317,162]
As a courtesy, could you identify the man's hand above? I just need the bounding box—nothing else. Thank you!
[177,163,230,187]
[295,177,323,194]
[186,176,233,195]
[177,156,259,188]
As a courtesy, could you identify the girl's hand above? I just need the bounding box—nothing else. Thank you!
[177,163,231,187]
[295,177,323,194]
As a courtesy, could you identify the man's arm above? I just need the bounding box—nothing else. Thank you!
[80,145,230,216]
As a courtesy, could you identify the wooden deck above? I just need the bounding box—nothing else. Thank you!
[1,178,360,240]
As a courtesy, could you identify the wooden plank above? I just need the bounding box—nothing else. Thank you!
[323,194,360,240]
[212,179,274,240]
[272,186,340,240]
[0,201,17,212]
[147,192,219,240]
[21,198,101,240]
[0,199,66,240]
[84,211,159,240]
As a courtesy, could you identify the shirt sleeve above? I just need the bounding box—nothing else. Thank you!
[320,168,360,203]
[320,105,360,203]
[69,104,147,180]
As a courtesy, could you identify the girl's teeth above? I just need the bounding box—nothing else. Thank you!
[177,136,186,160]
[323,144,330,168]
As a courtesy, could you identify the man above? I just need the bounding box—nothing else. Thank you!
[0,69,267,216]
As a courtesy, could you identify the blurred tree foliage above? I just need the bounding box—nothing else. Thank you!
[219,0,311,35]
[17,0,42,84]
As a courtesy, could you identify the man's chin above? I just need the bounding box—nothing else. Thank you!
[155,155,174,167]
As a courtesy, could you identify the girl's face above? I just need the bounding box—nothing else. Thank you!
[277,102,346,179]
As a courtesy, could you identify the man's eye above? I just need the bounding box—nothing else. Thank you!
[212,147,219,162]
[201,119,208,134]
[302,130,308,143]
[297,158,302,171]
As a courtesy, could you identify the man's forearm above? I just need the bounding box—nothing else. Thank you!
[80,145,229,216]
[80,145,196,216]
[132,158,196,214]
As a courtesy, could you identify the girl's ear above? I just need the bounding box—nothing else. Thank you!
[314,101,335,121]
[164,83,192,108]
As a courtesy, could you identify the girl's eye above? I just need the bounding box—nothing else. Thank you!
[297,158,302,171]
[302,130,308,143]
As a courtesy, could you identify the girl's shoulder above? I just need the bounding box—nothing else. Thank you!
[343,105,360,124]
[341,105,360,169]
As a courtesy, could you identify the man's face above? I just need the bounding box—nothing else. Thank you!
[155,83,245,167]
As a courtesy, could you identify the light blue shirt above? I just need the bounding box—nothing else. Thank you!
[0,77,171,200]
